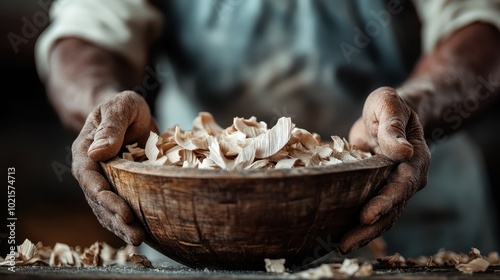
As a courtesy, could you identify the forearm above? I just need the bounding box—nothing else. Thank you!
[46,38,143,132]
[398,23,500,142]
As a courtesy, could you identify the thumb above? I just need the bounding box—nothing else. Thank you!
[88,91,151,161]
[87,109,128,161]
[378,115,414,161]
[366,88,414,161]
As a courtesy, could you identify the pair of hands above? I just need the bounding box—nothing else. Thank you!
[72,87,430,254]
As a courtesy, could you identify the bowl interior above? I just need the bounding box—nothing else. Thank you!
[101,156,395,270]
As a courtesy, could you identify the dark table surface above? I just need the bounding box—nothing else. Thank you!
[2,265,500,280]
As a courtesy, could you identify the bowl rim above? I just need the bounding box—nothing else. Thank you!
[101,155,394,179]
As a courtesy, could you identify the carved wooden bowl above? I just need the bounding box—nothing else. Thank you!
[101,156,394,270]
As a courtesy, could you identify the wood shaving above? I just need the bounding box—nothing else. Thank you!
[377,252,406,267]
[125,112,371,169]
[246,159,271,170]
[18,239,37,262]
[129,253,154,268]
[455,248,490,274]
[456,258,490,274]
[276,158,299,169]
[295,264,334,279]
[35,242,53,260]
[469,247,483,260]
[354,262,374,277]
[328,258,374,278]
[337,258,360,276]
[432,249,460,266]
[103,242,135,267]
[405,256,431,267]
[0,239,51,267]
[0,239,137,268]
[264,258,286,274]
[80,242,103,267]
[122,143,146,161]
[49,243,81,267]
[252,116,292,159]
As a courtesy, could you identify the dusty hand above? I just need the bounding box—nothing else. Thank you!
[71,91,157,245]
[340,87,431,254]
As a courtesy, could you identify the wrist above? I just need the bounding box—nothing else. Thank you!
[47,80,118,132]
[395,83,429,130]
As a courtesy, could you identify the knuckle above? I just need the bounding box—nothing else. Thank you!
[70,163,82,182]
[419,149,431,170]
[70,165,79,180]
[424,148,431,162]
[419,176,428,190]
[119,91,142,107]
[376,86,397,97]
[407,175,419,192]
[386,117,406,134]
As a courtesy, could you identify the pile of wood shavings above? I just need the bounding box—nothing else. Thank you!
[378,247,499,274]
[123,112,371,170]
[0,239,151,268]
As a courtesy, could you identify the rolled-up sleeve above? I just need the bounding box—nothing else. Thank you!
[35,0,163,80]
[414,0,500,53]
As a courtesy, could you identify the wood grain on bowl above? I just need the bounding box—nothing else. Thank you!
[100,156,395,270]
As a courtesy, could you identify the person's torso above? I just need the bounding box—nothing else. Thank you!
[158,0,421,137]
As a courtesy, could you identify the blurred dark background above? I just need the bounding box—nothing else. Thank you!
[1,0,499,258]
[0,0,124,257]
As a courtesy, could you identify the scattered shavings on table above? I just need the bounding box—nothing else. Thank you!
[122,112,371,170]
[266,247,499,279]
[377,247,498,274]
[3,239,498,277]
[263,257,373,278]
[293,258,374,279]
[0,239,139,268]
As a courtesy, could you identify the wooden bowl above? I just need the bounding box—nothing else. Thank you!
[101,156,395,270]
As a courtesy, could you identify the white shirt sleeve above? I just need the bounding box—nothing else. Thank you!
[413,0,500,53]
[35,0,163,80]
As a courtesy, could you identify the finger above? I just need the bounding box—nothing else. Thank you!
[71,107,136,224]
[360,112,430,225]
[88,91,153,161]
[72,139,136,224]
[71,91,152,245]
[364,88,413,161]
[360,162,416,225]
[87,197,145,246]
[339,206,402,254]
[96,190,136,223]
[404,111,431,176]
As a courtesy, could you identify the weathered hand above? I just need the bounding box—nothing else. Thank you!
[71,91,157,245]
[340,87,431,254]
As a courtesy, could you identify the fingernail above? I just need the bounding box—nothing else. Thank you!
[89,138,110,151]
